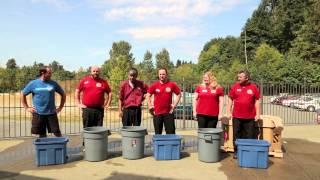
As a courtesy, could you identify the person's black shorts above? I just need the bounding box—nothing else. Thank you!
[82,107,104,128]
[31,113,61,135]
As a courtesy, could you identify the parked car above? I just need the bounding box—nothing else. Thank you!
[294,98,320,112]
[281,96,301,107]
[173,104,194,120]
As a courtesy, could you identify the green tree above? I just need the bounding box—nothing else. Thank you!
[6,58,17,69]
[155,48,173,71]
[102,41,134,78]
[139,50,155,81]
[291,0,320,64]
[249,43,284,82]
[172,64,199,83]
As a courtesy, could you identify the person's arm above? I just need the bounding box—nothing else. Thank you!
[147,93,153,109]
[255,99,260,121]
[118,85,124,118]
[75,89,86,108]
[226,97,233,119]
[56,92,66,113]
[118,98,123,118]
[192,92,198,118]
[170,93,181,113]
[218,96,224,120]
[21,92,36,113]
[104,92,112,109]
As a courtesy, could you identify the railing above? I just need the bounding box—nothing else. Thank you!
[0,79,319,138]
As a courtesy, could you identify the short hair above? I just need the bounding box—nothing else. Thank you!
[158,68,168,74]
[39,66,49,76]
[238,69,250,79]
[129,67,138,76]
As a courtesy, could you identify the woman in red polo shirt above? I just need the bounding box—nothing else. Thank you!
[193,72,224,128]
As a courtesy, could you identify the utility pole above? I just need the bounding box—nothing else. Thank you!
[244,30,248,69]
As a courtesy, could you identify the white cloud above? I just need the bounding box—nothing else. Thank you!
[118,26,189,40]
[102,0,250,21]
[31,0,72,11]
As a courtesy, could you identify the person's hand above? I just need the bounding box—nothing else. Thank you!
[26,107,36,113]
[119,111,123,118]
[218,114,223,121]
[226,113,232,120]
[104,104,109,109]
[149,107,155,116]
[193,112,197,120]
[56,107,63,113]
[255,115,261,121]
[78,103,86,108]
[169,104,176,114]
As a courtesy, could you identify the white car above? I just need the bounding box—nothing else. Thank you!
[281,96,301,107]
[294,98,320,112]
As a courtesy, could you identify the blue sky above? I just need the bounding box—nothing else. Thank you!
[0,0,260,71]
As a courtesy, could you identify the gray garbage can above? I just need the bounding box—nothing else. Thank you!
[198,128,223,163]
[121,126,147,160]
[83,126,111,162]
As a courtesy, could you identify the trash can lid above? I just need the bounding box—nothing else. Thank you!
[198,128,223,134]
[83,126,109,134]
[121,126,147,132]
[33,137,69,145]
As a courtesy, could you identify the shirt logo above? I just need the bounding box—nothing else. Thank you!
[35,86,53,92]
[247,89,253,94]
[202,89,208,93]
[211,89,216,94]
[155,89,160,92]
[84,81,89,84]
[96,83,102,87]
[236,89,242,92]
[165,87,171,92]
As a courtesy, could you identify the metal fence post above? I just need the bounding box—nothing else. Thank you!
[260,79,264,115]
[182,77,186,130]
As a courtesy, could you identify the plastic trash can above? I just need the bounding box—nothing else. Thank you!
[33,137,69,166]
[121,126,147,160]
[83,126,111,162]
[198,128,223,163]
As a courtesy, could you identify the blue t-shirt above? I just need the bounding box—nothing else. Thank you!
[22,79,64,115]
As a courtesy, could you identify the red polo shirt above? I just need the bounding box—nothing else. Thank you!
[229,82,260,119]
[195,85,224,116]
[148,80,181,115]
[76,76,111,108]
[119,80,148,108]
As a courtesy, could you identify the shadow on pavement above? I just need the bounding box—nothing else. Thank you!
[0,170,53,179]
[105,171,182,180]
[219,138,320,180]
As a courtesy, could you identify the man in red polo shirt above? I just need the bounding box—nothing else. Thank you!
[147,68,181,134]
[75,66,112,128]
[118,68,148,126]
[226,70,260,159]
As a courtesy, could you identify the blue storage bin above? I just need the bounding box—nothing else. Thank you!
[152,135,182,160]
[235,139,270,169]
[33,137,69,166]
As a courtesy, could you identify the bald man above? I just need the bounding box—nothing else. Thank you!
[75,66,112,128]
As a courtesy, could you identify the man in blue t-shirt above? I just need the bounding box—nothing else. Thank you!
[22,66,66,137]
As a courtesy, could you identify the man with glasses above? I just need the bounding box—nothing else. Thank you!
[118,68,148,126]
[75,66,112,128]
